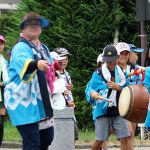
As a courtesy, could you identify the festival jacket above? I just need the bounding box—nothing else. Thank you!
[4,41,53,126]
[143,67,150,127]
[85,65,129,121]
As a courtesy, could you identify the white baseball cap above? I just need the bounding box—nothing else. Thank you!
[116,42,130,54]
[53,47,72,56]
[50,52,66,61]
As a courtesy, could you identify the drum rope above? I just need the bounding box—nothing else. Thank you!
[133,68,145,84]
[125,86,134,119]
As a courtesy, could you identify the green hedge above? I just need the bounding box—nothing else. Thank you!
[1,0,138,129]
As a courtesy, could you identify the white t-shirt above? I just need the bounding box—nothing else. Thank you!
[56,69,74,102]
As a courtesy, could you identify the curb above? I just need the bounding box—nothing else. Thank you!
[1,142,22,148]
[1,142,150,149]
[75,144,150,149]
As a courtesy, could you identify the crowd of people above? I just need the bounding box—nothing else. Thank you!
[0,11,150,150]
[0,12,78,150]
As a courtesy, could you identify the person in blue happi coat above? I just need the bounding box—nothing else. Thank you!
[4,12,54,150]
[85,44,131,150]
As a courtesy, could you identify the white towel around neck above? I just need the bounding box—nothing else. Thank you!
[101,63,126,107]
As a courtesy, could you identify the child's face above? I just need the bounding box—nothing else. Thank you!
[61,56,68,69]
[118,50,130,64]
[0,41,4,53]
[129,52,138,65]
[106,60,117,71]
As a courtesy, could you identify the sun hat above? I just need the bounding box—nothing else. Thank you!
[97,53,103,64]
[50,52,66,61]
[116,42,130,54]
[53,47,72,57]
[0,35,5,43]
[128,44,144,53]
[102,45,119,62]
[20,12,49,29]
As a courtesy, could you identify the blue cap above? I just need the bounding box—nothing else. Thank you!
[128,44,144,53]
[20,12,49,29]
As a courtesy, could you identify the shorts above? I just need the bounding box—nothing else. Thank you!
[95,116,130,141]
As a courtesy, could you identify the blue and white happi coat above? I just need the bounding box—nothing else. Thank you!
[85,63,129,121]
[4,42,52,126]
[143,67,150,127]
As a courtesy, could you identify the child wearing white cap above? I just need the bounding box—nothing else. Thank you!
[116,42,145,150]
[51,49,79,141]
[116,42,130,69]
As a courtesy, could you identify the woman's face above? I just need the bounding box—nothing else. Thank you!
[129,52,138,65]
[0,41,4,53]
[118,50,130,64]
[22,20,42,40]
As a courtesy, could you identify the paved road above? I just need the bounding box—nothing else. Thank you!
[0,148,150,150]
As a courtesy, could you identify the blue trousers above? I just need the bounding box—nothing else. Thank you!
[17,122,54,150]
[0,115,4,145]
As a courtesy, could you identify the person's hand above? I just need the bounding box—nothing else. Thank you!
[68,101,75,107]
[64,90,69,96]
[90,91,104,100]
[0,82,3,87]
[107,81,121,91]
[37,60,49,72]
[128,67,146,77]
[66,84,73,90]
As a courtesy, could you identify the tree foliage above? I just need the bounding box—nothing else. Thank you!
[1,0,137,129]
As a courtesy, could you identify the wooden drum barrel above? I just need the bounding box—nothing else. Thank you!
[119,85,149,123]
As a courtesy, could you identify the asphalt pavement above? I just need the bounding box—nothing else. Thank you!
[0,147,150,150]
[1,142,150,150]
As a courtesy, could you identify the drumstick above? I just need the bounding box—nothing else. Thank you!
[128,67,146,77]
[103,98,112,103]
[95,93,112,103]
[98,98,112,103]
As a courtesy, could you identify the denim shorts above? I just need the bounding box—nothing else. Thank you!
[95,116,130,141]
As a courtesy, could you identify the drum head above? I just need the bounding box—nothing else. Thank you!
[119,87,131,117]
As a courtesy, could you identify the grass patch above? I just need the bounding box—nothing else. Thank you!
[2,120,141,143]
[3,122,96,143]
[3,119,21,142]
[79,129,95,142]
[78,129,117,142]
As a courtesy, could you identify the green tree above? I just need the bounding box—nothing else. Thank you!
[1,0,137,129]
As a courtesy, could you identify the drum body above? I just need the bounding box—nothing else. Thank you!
[119,85,149,123]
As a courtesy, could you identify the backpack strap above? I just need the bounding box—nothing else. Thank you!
[130,64,135,72]
[129,64,136,83]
